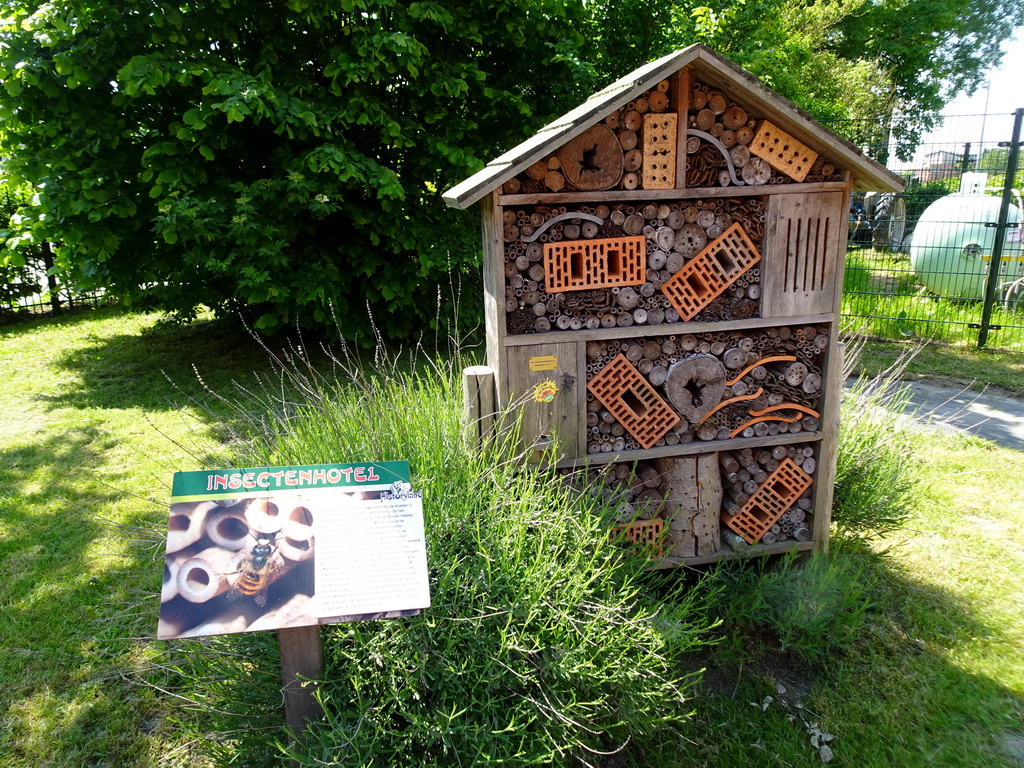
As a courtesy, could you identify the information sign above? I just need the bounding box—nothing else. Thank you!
[158,461,429,640]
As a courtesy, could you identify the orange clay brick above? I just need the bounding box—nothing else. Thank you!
[587,354,680,450]
[544,236,646,292]
[611,519,665,560]
[722,458,813,544]
[747,120,818,183]
[660,223,762,320]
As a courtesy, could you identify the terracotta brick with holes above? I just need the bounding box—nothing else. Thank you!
[722,457,813,544]
[543,236,646,292]
[748,120,818,183]
[612,519,665,559]
[660,223,762,320]
[587,354,680,449]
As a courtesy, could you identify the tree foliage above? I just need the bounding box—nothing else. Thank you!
[2,0,1022,335]
[582,0,1024,160]
[0,1,590,336]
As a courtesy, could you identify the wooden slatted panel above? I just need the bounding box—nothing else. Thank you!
[544,236,647,292]
[762,192,844,317]
[642,112,677,189]
[660,223,762,320]
[587,354,680,450]
[722,457,812,543]
[748,120,818,183]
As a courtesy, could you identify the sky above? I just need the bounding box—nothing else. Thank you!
[897,26,1024,169]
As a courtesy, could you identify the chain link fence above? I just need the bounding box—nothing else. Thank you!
[826,109,1024,350]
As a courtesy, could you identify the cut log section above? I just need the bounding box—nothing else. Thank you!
[740,156,771,185]
[558,124,624,191]
[658,453,721,557]
[664,354,726,424]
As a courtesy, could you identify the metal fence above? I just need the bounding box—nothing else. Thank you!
[0,264,107,323]
[827,108,1024,350]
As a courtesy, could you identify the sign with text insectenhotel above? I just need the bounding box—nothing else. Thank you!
[158,461,431,640]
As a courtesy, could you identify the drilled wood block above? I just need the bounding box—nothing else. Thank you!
[660,223,762,321]
[587,354,680,450]
[722,458,813,544]
[748,120,818,183]
[612,519,665,560]
[642,112,677,190]
[544,236,646,292]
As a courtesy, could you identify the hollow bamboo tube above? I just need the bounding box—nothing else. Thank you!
[176,546,238,603]
[166,501,218,554]
[244,497,286,534]
[206,508,252,551]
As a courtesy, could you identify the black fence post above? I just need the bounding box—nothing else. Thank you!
[41,241,62,315]
[960,142,972,175]
[978,108,1023,349]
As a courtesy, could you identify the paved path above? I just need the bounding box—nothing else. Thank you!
[850,378,1024,450]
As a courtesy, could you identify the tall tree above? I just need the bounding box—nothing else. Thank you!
[0,1,589,336]
[583,0,1024,160]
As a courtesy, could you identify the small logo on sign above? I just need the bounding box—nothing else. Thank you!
[533,379,559,403]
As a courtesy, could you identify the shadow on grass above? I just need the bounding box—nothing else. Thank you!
[35,308,276,414]
[667,546,1024,768]
[0,418,167,654]
[0,308,285,765]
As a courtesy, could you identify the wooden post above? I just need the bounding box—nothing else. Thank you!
[463,365,497,452]
[811,341,844,553]
[41,241,61,314]
[674,67,693,189]
[279,625,323,759]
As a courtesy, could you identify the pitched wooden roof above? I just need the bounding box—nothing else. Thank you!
[443,43,903,209]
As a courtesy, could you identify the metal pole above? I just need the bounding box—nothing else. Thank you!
[960,142,972,176]
[978,108,1023,349]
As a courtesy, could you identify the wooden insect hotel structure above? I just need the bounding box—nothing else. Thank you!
[446,44,903,565]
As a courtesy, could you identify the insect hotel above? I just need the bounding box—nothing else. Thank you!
[445,44,903,565]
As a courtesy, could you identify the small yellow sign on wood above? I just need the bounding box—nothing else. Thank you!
[528,355,558,371]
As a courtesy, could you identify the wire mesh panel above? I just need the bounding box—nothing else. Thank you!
[826,110,1024,350]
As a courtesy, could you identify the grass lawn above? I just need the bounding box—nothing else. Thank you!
[1,306,1022,766]
[845,334,1024,397]
[673,431,1024,767]
[0,306,270,767]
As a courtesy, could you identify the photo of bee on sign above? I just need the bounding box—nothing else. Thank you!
[158,494,317,639]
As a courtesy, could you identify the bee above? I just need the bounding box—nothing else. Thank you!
[228,532,285,608]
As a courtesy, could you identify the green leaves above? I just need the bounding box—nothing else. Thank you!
[0,0,593,339]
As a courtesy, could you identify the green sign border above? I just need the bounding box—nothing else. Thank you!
[170,460,410,502]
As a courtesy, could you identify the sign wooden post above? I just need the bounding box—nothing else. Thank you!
[158,461,432,758]
[279,625,324,753]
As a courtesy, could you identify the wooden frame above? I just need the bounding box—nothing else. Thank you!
[458,47,902,567]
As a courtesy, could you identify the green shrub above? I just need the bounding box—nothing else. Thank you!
[169,348,712,766]
[0,2,593,339]
[708,550,874,662]
[833,343,926,536]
